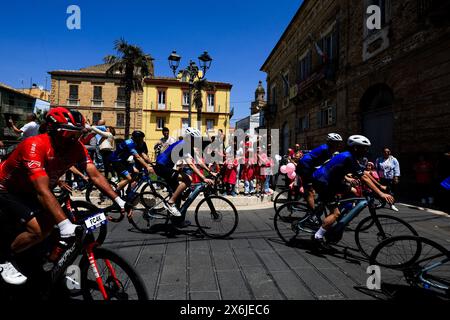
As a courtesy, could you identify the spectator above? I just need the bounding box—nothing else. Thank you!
[94,119,107,168]
[223,153,239,197]
[438,148,450,214]
[413,154,434,205]
[8,113,39,139]
[376,147,401,212]
[154,127,176,157]
[91,125,117,180]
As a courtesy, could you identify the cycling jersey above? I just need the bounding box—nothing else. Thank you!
[297,144,332,174]
[156,140,189,168]
[312,151,364,188]
[0,134,92,194]
[109,139,140,163]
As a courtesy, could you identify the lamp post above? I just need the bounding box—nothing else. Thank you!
[168,51,212,130]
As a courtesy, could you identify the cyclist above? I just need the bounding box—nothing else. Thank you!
[296,133,344,210]
[311,135,394,247]
[153,127,214,222]
[0,107,128,285]
[109,130,153,193]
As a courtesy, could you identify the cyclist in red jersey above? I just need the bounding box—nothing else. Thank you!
[0,107,128,285]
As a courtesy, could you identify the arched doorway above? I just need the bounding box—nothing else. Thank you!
[360,84,394,160]
[281,122,290,155]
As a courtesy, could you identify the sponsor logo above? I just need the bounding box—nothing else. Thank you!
[27,160,42,169]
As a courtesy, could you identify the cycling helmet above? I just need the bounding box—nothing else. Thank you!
[347,135,371,147]
[46,107,85,135]
[131,130,145,139]
[185,127,201,138]
[327,133,343,142]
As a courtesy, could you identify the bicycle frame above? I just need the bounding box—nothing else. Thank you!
[418,257,450,290]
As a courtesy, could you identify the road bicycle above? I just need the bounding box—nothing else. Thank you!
[130,176,239,239]
[273,191,418,257]
[0,202,148,300]
[369,235,450,298]
[85,168,170,213]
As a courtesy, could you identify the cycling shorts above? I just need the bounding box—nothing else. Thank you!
[0,191,42,225]
[312,180,352,204]
[112,161,133,178]
[154,163,179,193]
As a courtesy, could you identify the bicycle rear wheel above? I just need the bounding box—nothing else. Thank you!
[195,196,238,239]
[130,192,168,233]
[355,214,418,258]
[140,180,172,201]
[274,201,313,244]
[79,248,148,300]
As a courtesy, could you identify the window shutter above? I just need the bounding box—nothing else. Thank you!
[331,105,337,124]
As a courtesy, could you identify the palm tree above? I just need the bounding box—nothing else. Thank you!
[104,38,154,138]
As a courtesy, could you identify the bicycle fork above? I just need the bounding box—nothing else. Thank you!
[86,243,121,300]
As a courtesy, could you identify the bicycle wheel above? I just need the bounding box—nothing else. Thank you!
[130,192,168,233]
[79,248,148,300]
[85,180,120,209]
[274,201,313,244]
[68,201,107,245]
[274,189,303,212]
[370,236,450,295]
[140,180,172,204]
[355,214,418,258]
[194,195,238,239]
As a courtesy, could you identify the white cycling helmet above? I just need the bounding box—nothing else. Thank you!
[347,135,371,147]
[185,127,201,138]
[327,133,343,142]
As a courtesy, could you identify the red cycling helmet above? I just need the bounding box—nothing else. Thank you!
[46,107,86,138]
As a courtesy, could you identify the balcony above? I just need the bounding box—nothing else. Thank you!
[291,60,338,101]
[67,99,80,107]
[91,99,103,107]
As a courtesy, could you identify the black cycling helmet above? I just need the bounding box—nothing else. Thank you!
[131,130,145,139]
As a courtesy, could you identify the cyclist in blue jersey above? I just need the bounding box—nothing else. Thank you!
[110,131,153,192]
[311,135,394,247]
[153,127,214,220]
[296,133,343,209]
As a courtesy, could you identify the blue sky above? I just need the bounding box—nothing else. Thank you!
[0,0,301,124]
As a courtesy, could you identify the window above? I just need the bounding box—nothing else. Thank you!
[181,118,189,134]
[206,119,214,132]
[207,93,215,112]
[92,86,103,106]
[319,31,336,62]
[270,85,277,104]
[116,113,125,127]
[156,117,165,130]
[182,91,190,109]
[317,104,336,128]
[116,87,126,107]
[297,115,310,132]
[68,85,79,106]
[158,90,166,110]
[299,52,312,81]
[92,112,102,125]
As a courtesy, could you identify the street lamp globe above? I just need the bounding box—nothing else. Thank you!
[198,51,212,75]
[168,51,181,76]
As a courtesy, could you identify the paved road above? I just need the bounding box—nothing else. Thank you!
[100,203,450,300]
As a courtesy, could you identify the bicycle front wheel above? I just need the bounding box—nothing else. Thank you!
[355,214,418,258]
[130,192,168,233]
[80,248,149,300]
[370,236,450,296]
[69,200,107,245]
[195,196,238,239]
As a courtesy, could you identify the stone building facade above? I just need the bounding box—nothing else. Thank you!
[260,0,450,189]
[49,64,142,138]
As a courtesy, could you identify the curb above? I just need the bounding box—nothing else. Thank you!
[398,203,449,217]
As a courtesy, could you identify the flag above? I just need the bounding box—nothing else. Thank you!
[314,41,328,64]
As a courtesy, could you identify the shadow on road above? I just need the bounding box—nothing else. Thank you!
[354,283,448,301]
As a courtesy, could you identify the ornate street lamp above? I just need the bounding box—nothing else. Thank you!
[168,50,213,129]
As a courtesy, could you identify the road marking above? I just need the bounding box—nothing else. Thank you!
[398,203,449,217]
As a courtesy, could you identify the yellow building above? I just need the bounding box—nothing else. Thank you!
[142,77,232,158]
